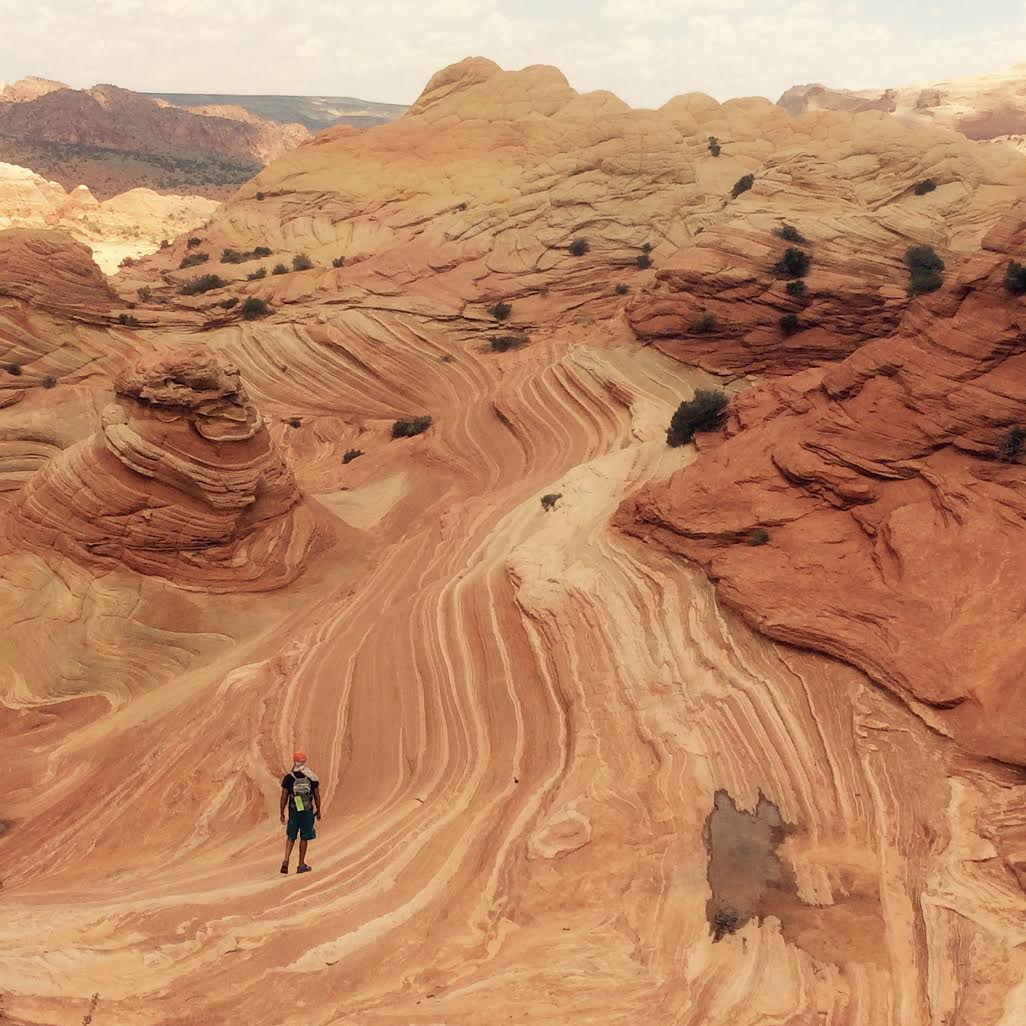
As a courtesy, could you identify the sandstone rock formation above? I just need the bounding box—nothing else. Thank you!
[0,78,310,198]
[0,59,1025,1026]
[0,160,218,272]
[780,62,1026,150]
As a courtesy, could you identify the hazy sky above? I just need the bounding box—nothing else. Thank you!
[1,0,1024,107]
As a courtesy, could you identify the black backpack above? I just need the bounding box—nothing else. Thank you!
[291,772,313,811]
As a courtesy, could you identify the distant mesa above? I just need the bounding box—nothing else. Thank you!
[6,349,326,590]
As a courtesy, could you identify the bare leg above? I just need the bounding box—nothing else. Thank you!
[282,837,296,866]
[298,839,309,867]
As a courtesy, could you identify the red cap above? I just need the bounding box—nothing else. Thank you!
[292,750,307,763]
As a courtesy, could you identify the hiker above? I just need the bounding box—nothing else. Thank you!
[280,751,321,874]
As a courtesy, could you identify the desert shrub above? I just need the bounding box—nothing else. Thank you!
[641,242,654,254]
[774,247,811,278]
[392,415,433,439]
[786,280,807,297]
[541,492,562,511]
[255,191,266,201]
[186,236,202,249]
[731,174,754,198]
[247,267,267,281]
[221,246,273,264]
[41,374,57,389]
[332,256,345,268]
[615,283,629,295]
[490,335,526,352]
[746,528,770,546]
[288,417,302,428]
[666,388,729,447]
[708,136,721,157]
[905,245,945,296]
[455,201,468,212]
[5,362,22,376]
[636,253,653,269]
[179,251,209,269]
[178,274,226,295]
[292,253,314,271]
[1005,260,1026,295]
[342,448,364,464]
[568,238,590,256]
[998,426,1026,463]
[774,224,808,244]
[490,301,512,321]
[137,286,152,302]
[711,907,741,941]
[117,313,140,326]
[914,179,937,196]
[120,256,137,268]
[159,239,170,249]
[221,297,239,309]
[272,263,288,275]
[691,313,717,334]
[241,297,270,320]
[254,246,272,258]
[779,313,800,335]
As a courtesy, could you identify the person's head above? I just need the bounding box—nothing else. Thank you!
[293,750,307,766]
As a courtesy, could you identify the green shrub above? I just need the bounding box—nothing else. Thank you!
[159,239,170,249]
[641,242,654,254]
[998,426,1025,463]
[786,280,807,297]
[332,256,345,268]
[708,136,721,157]
[568,238,590,256]
[272,263,288,275]
[691,313,717,334]
[913,179,937,196]
[221,297,238,309]
[774,224,808,244]
[247,267,267,281]
[256,191,266,201]
[5,362,22,376]
[1005,260,1026,295]
[666,389,729,447]
[731,174,754,198]
[179,251,209,269]
[137,286,152,302]
[221,246,274,264]
[774,247,811,278]
[746,528,770,546]
[178,274,226,295]
[288,417,302,429]
[490,301,512,321]
[392,415,433,439]
[541,492,561,511]
[117,313,140,326]
[241,297,270,320]
[636,253,653,269]
[615,283,629,295]
[779,313,800,335]
[906,245,945,297]
[41,374,57,389]
[292,253,314,271]
[490,335,526,352]
[342,448,364,464]
[186,236,202,249]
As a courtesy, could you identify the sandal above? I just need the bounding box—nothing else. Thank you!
[297,863,312,874]
[280,861,289,874]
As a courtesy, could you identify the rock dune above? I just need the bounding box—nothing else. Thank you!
[0,59,1024,1026]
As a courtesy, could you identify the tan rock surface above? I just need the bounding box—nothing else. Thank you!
[0,60,1024,1026]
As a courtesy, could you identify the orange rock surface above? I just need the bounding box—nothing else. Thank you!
[0,60,1024,1026]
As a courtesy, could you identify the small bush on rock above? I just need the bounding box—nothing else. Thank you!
[5,362,23,376]
[666,389,729,447]
[1005,260,1026,295]
[179,251,209,269]
[178,274,226,295]
[914,179,937,196]
[490,335,526,353]
[731,174,754,198]
[779,313,800,335]
[247,267,267,280]
[636,253,653,269]
[117,313,140,326]
[332,256,345,268]
[137,286,152,302]
[569,238,590,256]
[774,247,811,278]
[541,493,561,511]
[490,301,512,321]
[746,528,770,546]
[41,374,57,389]
[774,224,808,244]
[342,449,364,464]
[998,426,1026,463]
[292,253,314,271]
[691,313,717,334]
[288,417,302,428]
[786,280,807,297]
[221,297,238,309]
[392,415,433,439]
[615,283,629,295]
[906,245,945,297]
[241,297,271,320]
[708,136,721,157]
[272,263,288,275]
[186,237,202,249]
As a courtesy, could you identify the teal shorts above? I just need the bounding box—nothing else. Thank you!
[286,806,316,841]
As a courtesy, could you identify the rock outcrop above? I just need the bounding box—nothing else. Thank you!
[619,202,1026,765]
[6,349,323,590]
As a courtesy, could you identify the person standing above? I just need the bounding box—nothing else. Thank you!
[280,751,321,874]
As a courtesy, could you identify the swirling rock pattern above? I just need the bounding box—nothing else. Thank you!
[0,60,1024,1026]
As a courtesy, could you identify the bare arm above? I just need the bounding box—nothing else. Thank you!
[314,784,322,819]
[280,788,288,822]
